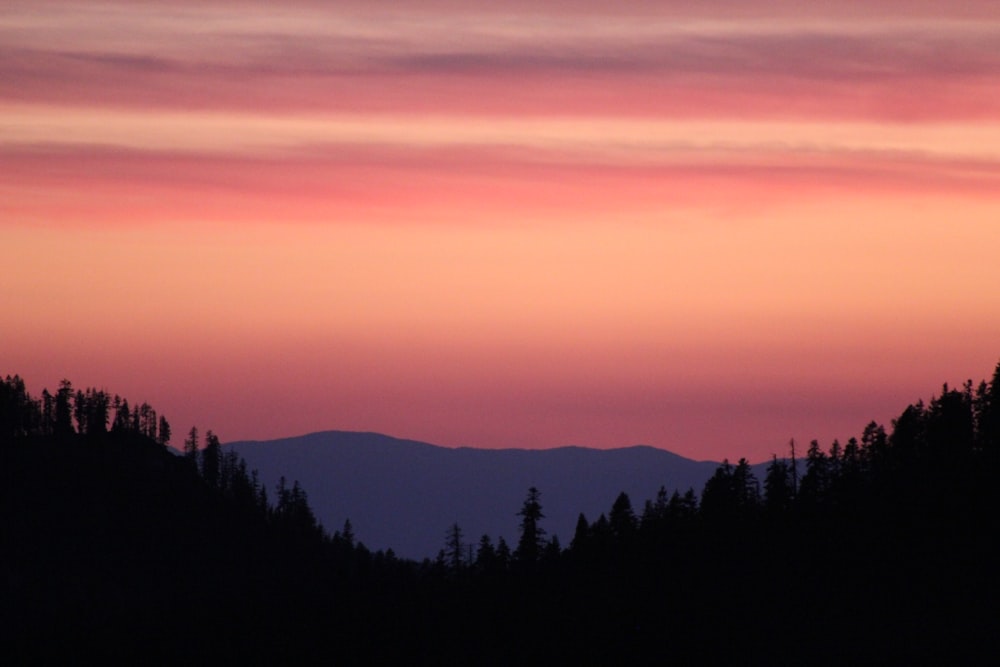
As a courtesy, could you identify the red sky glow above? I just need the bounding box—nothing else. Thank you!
[3,1,1000,461]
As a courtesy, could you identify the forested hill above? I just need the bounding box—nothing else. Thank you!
[2,365,998,663]
[0,381,340,662]
[226,432,730,559]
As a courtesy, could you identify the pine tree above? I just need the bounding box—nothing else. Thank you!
[41,389,54,436]
[157,416,171,446]
[54,379,74,437]
[700,459,735,521]
[733,457,760,515]
[609,491,637,541]
[515,487,545,566]
[495,536,512,570]
[474,534,498,573]
[201,430,221,487]
[444,523,464,572]
[975,363,1000,461]
[341,519,355,548]
[570,513,590,552]
[113,398,131,433]
[799,440,829,506]
[184,426,199,466]
[763,455,793,515]
[73,389,87,435]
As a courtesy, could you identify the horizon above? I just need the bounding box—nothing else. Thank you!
[223,428,722,460]
[4,1,1000,463]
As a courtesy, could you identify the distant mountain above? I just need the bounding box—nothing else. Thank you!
[226,431,748,559]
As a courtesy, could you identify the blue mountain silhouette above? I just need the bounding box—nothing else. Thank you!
[227,431,758,559]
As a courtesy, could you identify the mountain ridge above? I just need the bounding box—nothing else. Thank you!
[229,429,724,461]
[225,429,749,559]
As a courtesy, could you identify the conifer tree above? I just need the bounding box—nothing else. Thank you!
[341,519,355,548]
[73,389,87,435]
[763,455,793,514]
[444,523,464,572]
[54,379,74,437]
[609,491,637,541]
[570,513,590,552]
[515,487,545,566]
[799,440,828,506]
[474,534,498,573]
[157,416,171,446]
[184,426,199,466]
[202,430,221,487]
[495,536,512,570]
[41,389,54,436]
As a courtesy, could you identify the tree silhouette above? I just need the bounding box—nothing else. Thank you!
[183,426,199,468]
[54,379,74,437]
[157,416,171,446]
[570,513,590,552]
[700,459,734,520]
[0,375,35,439]
[3,365,998,663]
[763,455,793,515]
[444,522,464,572]
[474,534,498,573]
[798,440,829,506]
[609,491,637,541]
[495,536,512,570]
[201,430,221,487]
[975,362,1000,461]
[515,487,545,566]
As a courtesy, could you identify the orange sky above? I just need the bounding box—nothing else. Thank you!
[3,1,1000,461]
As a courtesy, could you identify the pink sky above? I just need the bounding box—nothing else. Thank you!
[3,1,1000,461]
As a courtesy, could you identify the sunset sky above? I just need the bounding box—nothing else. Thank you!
[4,0,1000,462]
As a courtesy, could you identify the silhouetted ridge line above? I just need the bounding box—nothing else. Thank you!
[226,430,729,558]
[3,361,997,663]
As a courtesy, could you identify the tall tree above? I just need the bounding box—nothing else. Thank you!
[444,523,464,572]
[40,389,54,436]
[799,440,829,506]
[54,379,74,437]
[0,375,34,439]
[861,421,889,467]
[763,455,793,515]
[113,397,131,433]
[183,426,199,466]
[700,459,735,521]
[974,363,1000,461]
[570,513,590,552]
[495,536,512,570]
[340,519,355,548]
[926,385,974,458]
[73,389,88,435]
[732,458,760,511]
[157,416,171,446]
[608,491,637,541]
[474,534,498,573]
[515,487,545,566]
[201,430,221,488]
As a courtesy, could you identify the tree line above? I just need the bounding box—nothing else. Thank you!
[430,365,999,577]
[0,376,170,444]
[3,362,998,663]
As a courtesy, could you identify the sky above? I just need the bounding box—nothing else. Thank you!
[3,0,1000,462]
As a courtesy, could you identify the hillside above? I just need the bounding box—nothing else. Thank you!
[3,365,998,663]
[226,431,731,558]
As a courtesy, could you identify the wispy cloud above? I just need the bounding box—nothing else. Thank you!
[3,3,998,120]
[5,1,1000,457]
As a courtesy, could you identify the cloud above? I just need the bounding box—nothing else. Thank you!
[5,140,999,230]
[2,4,999,121]
[387,30,1000,81]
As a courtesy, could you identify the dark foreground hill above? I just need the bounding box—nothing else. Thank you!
[226,432,733,559]
[3,367,998,664]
